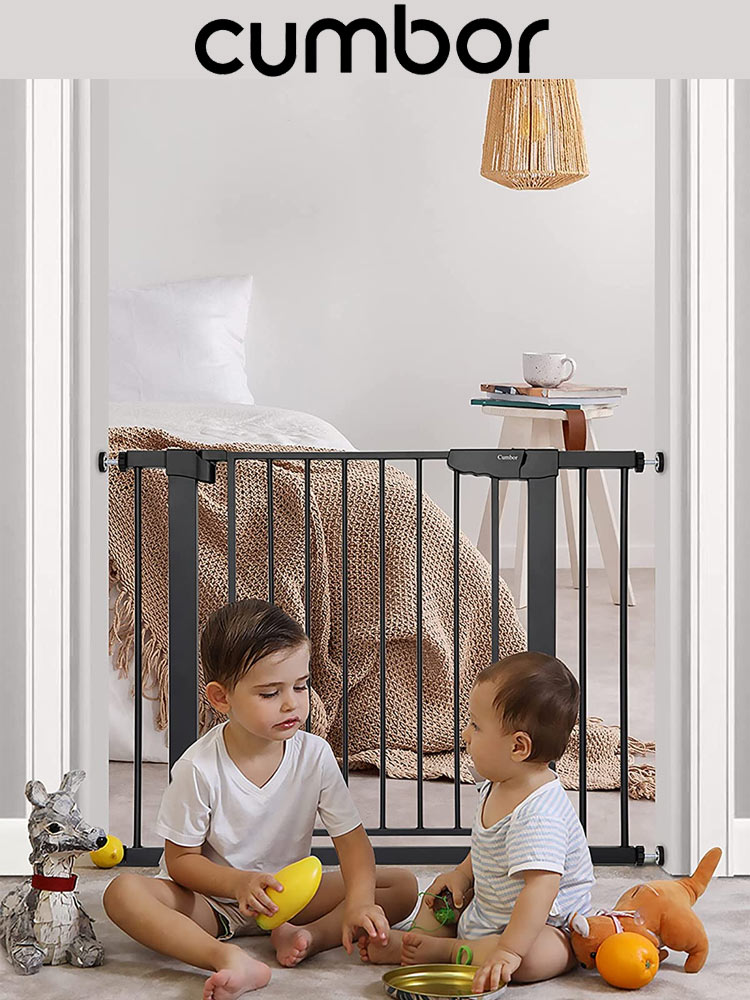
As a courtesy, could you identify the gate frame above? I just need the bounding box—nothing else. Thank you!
[114,445,661,869]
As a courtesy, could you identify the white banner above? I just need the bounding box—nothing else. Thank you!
[0,1,749,78]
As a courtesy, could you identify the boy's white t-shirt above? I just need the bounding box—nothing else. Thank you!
[155,723,361,898]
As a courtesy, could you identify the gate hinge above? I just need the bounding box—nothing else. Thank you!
[635,845,665,866]
[637,452,665,473]
[99,449,221,483]
[98,451,117,473]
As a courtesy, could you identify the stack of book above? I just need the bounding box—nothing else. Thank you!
[472,383,627,411]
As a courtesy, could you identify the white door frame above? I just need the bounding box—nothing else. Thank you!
[68,79,110,836]
[1,80,109,875]
[655,79,737,876]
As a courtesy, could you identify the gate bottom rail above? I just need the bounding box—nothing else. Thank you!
[122,843,665,868]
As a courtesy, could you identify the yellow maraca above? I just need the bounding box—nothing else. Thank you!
[256,856,322,930]
[90,834,125,868]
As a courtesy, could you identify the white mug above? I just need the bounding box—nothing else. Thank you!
[522,353,577,388]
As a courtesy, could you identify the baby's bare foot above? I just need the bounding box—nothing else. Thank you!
[401,931,455,966]
[203,945,271,999]
[357,929,404,965]
[270,923,314,967]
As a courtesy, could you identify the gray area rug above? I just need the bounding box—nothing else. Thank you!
[0,864,747,998]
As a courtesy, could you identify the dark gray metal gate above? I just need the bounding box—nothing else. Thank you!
[108,446,664,868]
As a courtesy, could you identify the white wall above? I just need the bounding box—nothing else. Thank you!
[109,78,655,563]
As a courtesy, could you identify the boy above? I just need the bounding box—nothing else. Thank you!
[360,651,594,993]
[104,598,417,999]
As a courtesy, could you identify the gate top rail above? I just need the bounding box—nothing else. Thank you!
[112,447,656,478]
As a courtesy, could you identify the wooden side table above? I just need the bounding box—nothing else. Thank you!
[476,404,635,608]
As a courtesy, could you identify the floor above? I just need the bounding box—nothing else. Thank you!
[0,863,745,999]
[4,570,746,997]
[109,570,658,854]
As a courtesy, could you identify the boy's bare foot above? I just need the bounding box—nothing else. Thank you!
[203,945,271,999]
[270,923,314,967]
[401,931,454,966]
[357,928,404,965]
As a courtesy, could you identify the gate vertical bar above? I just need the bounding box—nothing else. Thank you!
[133,468,143,848]
[619,469,630,847]
[416,459,424,829]
[304,459,311,635]
[578,469,588,831]
[526,476,557,655]
[453,470,461,829]
[266,460,275,604]
[227,456,236,603]
[379,458,387,828]
[167,471,200,770]
[341,459,349,782]
[305,459,312,733]
[490,478,500,662]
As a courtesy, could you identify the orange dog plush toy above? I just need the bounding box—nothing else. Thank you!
[570,848,721,974]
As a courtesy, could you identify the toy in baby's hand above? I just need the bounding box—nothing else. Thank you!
[430,890,459,926]
[255,856,323,930]
[569,847,722,976]
[404,889,459,936]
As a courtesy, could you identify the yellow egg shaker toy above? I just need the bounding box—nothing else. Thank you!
[90,834,125,868]
[256,856,323,930]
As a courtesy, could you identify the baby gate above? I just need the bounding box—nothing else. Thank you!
[108,446,664,869]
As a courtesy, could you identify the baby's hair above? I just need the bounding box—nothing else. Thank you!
[201,598,308,691]
[475,651,579,762]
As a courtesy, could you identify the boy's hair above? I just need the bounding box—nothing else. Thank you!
[201,598,308,690]
[475,651,579,762]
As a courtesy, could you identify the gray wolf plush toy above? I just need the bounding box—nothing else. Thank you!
[0,770,107,975]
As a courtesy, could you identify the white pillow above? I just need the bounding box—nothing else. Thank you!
[109,274,254,404]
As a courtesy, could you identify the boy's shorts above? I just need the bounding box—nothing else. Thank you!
[199,893,271,941]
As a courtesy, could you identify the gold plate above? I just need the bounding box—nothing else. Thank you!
[382,964,506,1000]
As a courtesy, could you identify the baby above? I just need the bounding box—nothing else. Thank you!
[361,651,594,993]
[103,598,417,999]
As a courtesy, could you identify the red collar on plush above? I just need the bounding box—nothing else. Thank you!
[31,874,77,892]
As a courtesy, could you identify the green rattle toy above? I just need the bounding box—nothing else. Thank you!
[407,889,459,932]
[432,890,459,926]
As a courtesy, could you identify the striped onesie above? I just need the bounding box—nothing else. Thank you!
[457,778,594,938]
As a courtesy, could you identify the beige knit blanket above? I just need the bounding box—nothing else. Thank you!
[108,427,654,800]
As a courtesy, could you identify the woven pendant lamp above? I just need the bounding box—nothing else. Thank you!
[481,79,589,190]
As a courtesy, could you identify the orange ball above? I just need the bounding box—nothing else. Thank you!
[595,931,660,990]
